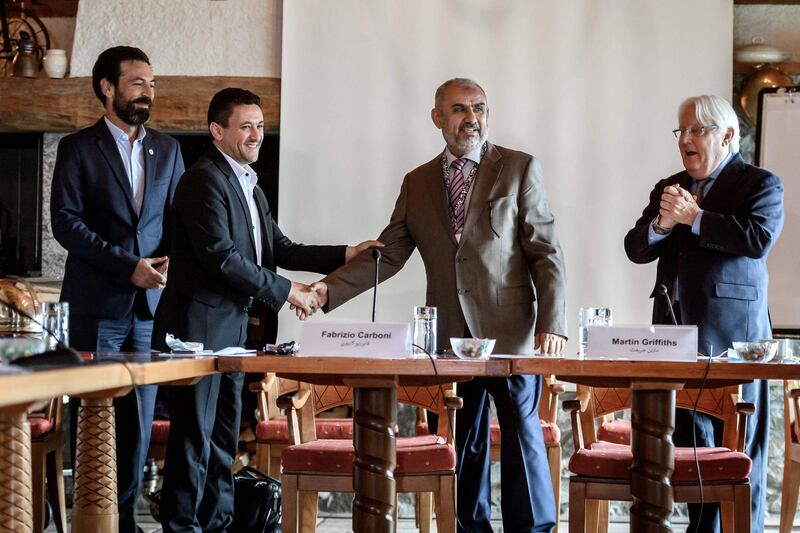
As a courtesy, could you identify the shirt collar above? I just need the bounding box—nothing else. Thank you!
[444,143,485,167]
[217,147,257,187]
[703,151,734,183]
[103,115,146,143]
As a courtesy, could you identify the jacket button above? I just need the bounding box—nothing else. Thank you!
[457,288,470,295]
[136,230,141,235]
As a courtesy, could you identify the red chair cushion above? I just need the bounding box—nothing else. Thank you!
[281,434,456,474]
[540,421,561,446]
[28,414,53,439]
[151,420,170,443]
[489,419,561,446]
[597,419,631,445]
[569,441,752,482]
[255,417,353,442]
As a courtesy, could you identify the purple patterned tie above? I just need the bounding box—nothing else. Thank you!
[448,158,467,233]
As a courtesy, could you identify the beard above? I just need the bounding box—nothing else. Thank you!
[113,95,152,126]
[443,123,489,154]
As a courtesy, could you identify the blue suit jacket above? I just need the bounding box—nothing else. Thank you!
[624,153,784,353]
[50,118,184,319]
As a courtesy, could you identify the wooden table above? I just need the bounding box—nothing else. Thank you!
[217,355,510,533]
[510,356,800,533]
[0,355,217,533]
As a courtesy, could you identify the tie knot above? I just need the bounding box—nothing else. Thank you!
[451,158,467,171]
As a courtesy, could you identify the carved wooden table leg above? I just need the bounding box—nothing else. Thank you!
[630,383,680,533]
[0,411,32,533]
[352,385,397,533]
[72,396,119,533]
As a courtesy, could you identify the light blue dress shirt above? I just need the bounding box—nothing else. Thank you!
[104,116,147,216]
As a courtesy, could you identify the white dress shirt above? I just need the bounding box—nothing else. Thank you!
[218,148,263,265]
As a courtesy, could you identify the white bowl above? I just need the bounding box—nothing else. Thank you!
[730,340,779,362]
[450,338,495,359]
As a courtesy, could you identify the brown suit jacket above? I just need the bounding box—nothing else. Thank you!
[323,142,567,354]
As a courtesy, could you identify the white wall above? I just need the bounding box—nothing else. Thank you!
[69,0,282,77]
[277,0,733,353]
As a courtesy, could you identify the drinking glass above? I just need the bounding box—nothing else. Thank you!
[412,306,437,358]
[578,307,613,356]
[40,302,69,350]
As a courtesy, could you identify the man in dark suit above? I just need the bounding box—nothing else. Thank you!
[50,46,184,533]
[152,88,379,533]
[310,78,567,532]
[625,94,784,532]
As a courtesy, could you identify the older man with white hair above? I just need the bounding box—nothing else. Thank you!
[625,94,784,532]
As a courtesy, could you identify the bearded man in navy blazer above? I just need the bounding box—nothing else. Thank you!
[50,46,184,532]
[625,94,784,532]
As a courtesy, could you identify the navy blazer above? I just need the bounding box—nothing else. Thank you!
[624,153,784,354]
[152,147,345,351]
[51,119,184,319]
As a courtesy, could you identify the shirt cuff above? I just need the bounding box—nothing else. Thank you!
[648,224,668,246]
[691,210,704,235]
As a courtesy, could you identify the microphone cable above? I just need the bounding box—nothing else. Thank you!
[656,284,708,530]
[411,341,465,531]
[689,341,713,532]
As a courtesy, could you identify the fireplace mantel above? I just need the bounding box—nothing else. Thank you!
[0,76,280,133]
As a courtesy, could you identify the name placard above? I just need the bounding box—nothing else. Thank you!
[586,325,697,361]
[298,321,412,358]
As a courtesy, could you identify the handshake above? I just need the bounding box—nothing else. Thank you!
[286,239,383,321]
[288,280,328,320]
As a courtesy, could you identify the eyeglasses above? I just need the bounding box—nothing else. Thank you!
[672,125,719,138]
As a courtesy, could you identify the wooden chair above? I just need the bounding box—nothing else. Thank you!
[250,373,353,480]
[30,397,66,533]
[565,385,753,533]
[280,381,462,533]
[780,379,800,533]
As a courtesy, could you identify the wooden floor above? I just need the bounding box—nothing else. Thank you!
[44,513,799,532]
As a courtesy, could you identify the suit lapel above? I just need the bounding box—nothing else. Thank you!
[208,148,258,259]
[139,135,156,221]
[461,142,501,242]
[253,186,274,267]
[424,154,458,246]
[700,153,744,210]
[94,120,137,216]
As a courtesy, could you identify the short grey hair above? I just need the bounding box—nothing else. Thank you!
[678,94,740,154]
[434,78,487,109]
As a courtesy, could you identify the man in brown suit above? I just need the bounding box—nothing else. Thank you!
[310,78,566,532]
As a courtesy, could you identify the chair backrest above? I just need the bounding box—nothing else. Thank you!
[577,385,741,447]
[254,373,354,422]
[290,381,458,445]
[538,375,563,425]
[784,380,800,448]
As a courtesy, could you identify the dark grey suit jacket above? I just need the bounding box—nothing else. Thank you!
[153,147,345,351]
